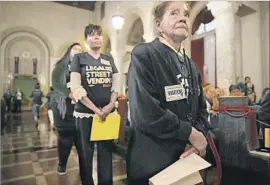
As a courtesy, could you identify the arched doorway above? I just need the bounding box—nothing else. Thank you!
[0,29,51,108]
[124,17,144,91]
[191,7,216,86]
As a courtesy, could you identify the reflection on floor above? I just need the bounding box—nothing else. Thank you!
[1,112,128,185]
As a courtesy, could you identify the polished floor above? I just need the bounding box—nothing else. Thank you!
[1,111,127,185]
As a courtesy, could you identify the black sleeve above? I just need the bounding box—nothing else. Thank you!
[110,57,118,74]
[70,54,81,73]
[257,92,270,122]
[52,63,69,97]
[194,72,210,135]
[128,44,192,141]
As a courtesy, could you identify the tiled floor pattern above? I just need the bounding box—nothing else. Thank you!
[1,112,127,185]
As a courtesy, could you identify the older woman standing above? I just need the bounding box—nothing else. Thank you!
[126,2,209,184]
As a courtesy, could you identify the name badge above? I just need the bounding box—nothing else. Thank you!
[165,84,187,102]
[100,59,111,66]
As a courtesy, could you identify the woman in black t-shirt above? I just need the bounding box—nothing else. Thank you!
[52,43,83,175]
[70,24,120,185]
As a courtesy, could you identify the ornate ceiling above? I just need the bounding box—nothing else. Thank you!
[54,1,96,11]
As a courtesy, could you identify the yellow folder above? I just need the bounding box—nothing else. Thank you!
[90,113,121,141]
[265,128,270,148]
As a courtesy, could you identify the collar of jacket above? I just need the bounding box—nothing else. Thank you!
[158,36,184,57]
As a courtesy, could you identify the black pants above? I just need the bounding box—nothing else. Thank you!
[6,100,11,112]
[76,117,113,185]
[17,100,21,112]
[57,127,76,167]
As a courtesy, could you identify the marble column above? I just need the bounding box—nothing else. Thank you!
[235,15,243,83]
[143,11,156,43]
[110,31,126,95]
[0,3,5,96]
[207,1,240,94]
[143,32,155,43]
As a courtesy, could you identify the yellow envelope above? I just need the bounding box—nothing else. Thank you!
[90,113,121,141]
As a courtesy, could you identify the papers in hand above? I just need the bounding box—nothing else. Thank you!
[90,113,121,141]
[149,153,211,185]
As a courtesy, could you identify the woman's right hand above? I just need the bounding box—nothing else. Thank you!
[188,127,207,157]
[95,109,106,121]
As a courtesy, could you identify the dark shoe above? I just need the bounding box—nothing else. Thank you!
[57,166,67,175]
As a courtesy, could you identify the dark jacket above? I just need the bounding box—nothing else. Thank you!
[126,39,209,181]
[257,92,270,125]
[52,62,75,129]
[30,89,43,105]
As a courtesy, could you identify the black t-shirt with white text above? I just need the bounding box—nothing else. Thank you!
[70,52,118,114]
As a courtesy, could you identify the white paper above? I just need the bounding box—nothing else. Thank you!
[149,153,211,185]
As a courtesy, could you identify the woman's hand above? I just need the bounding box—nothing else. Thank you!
[94,108,106,121]
[180,146,199,159]
[188,127,207,157]
[102,102,114,118]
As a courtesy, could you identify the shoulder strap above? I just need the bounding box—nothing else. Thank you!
[183,51,200,124]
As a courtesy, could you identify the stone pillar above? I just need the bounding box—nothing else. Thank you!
[110,31,126,95]
[207,1,240,94]
[0,2,5,97]
[143,11,156,43]
[235,15,243,83]
[143,32,155,43]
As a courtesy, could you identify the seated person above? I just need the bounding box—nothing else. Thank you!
[216,87,225,98]
[204,85,219,121]
[248,91,257,106]
[229,84,244,96]
[245,81,255,96]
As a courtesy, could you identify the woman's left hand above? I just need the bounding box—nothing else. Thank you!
[102,103,114,118]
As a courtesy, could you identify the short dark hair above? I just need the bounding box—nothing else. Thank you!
[50,86,54,91]
[35,83,40,89]
[229,84,240,93]
[84,24,102,39]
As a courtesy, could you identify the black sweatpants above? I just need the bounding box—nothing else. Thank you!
[57,127,76,167]
[76,117,113,185]
[53,107,77,168]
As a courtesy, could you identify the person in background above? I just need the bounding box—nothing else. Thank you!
[46,87,55,130]
[245,81,255,96]
[30,83,44,128]
[126,2,209,184]
[216,87,225,98]
[204,85,218,121]
[244,76,255,95]
[229,84,244,96]
[248,91,257,106]
[16,88,22,113]
[70,24,120,185]
[237,82,246,94]
[3,89,12,113]
[52,43,83,175]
